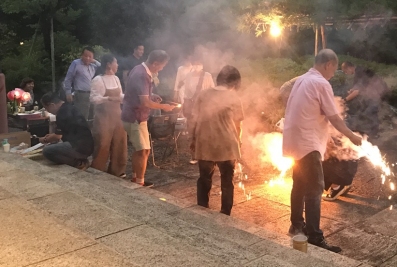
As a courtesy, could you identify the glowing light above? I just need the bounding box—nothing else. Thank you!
[250,132,294,186]
[20,42,24,46]
[270,22,282,37]
[234,162,252,201]
[159,198,166,201]
[21,92,31,102]
[391,182,395,191]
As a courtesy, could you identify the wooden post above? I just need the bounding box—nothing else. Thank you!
[0,73,7,134]
[320,24,327,49]
[50,17,56,92]
[315,24,319,55]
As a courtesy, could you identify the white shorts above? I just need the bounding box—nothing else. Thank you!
[123,121,150,152]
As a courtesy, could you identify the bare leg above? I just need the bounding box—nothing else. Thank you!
[132,149,150,184]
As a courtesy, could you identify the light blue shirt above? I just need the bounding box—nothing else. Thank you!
[63,59,101,95]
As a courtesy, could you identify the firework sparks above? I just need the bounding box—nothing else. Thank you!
[235,162,252,201]
[250,132,294,186]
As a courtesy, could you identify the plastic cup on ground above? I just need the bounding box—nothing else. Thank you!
[292,234,308,253]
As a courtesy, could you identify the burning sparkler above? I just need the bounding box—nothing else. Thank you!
[235,162,252,201]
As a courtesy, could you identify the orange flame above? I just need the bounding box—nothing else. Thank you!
[250,132,294,185]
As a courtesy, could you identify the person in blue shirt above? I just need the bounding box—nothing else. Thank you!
[63,47,101,120]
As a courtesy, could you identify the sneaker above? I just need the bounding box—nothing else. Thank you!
[309,238,342,253]
[322,185,349,201]
[189,159,198,165]
[76,159,90,171]
[288,224,307,237]
[119,173,127,178]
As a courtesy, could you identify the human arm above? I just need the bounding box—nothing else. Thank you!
[234,98,244,147]
[320,83,362,146]
[139,95,174,111]
[92,59,101,67]
[151,93,162,103]
[189,94,201,152]
[39,133,62,144]
[328,115,362,146]
[63,60,77,100]
[345,89,359,101]
[90,76,109,104]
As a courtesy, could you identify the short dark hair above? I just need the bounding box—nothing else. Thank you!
[41,92,62,106]
[82,46,95,55]
[20,78,34,89]
[216,65,241,90]
[134,44,144,50]
[342,61,355,68]
[147,50,170,64]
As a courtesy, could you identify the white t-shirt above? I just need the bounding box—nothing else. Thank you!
[174,65,193,92]
[184,72,215,99]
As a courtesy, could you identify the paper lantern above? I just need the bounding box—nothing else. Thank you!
[14,88,24,99]
[13,90,21,100]
[7,91,15,101]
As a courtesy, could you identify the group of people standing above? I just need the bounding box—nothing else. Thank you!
[38,46,244,206]
[36,44,364,253]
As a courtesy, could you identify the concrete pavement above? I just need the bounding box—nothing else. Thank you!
[0,152,371,267]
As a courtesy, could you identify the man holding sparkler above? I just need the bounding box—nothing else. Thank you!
[283,49,362,253]
[122,50,175,187]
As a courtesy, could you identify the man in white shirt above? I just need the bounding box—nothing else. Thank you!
[283,49,362,253]
[173,55,192,104]
[182,57,215,164]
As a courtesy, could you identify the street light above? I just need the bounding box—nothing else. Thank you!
[270,22,282,37]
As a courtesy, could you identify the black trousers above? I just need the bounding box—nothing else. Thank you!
[197,160,236,215]
[291,151,324,242]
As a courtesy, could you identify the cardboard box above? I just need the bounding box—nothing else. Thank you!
[0,131,31,148]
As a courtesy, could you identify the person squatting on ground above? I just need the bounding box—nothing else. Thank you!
[90,54,127,178]
[121,50,175,187]
[63,47,101,120]
[283,49,362,253]
[190,65,244,216]
[39,92,94,170]
[182,56,214,164]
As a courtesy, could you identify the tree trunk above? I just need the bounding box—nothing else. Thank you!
[315,25,319,55]
[321,24,327,49]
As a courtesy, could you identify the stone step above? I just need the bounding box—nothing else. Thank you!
[0,152,367,266]
[0,194,138,267]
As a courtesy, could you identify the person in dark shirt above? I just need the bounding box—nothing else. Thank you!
[39,92,94,170]
[341,62,370,102]
[121,44,145,89]
[122,50,175,186]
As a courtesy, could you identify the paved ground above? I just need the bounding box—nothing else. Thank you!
[137,123,397,266]
[0,153,368,267]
